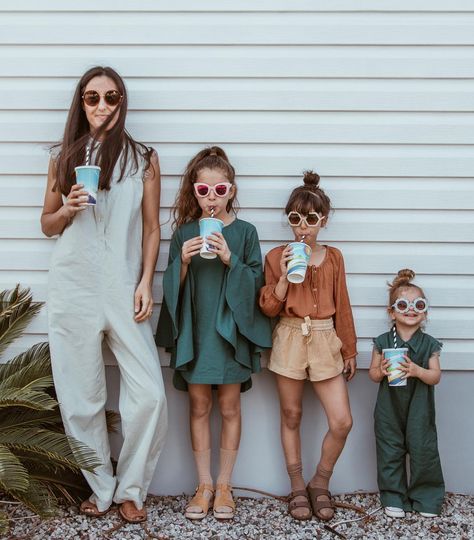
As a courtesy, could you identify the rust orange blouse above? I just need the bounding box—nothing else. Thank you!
[259,245,357,360]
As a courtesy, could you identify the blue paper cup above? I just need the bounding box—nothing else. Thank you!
[75,165,101,206]
[286,242,312,283]
[199,217,224,259]
[383,348,408,387]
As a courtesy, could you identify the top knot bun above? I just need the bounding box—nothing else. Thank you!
[390,268,416,290]
[303,170,320,188]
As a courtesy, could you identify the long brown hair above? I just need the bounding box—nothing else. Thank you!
[285,170,332,217]
[52,66,153,195]
[172,146,238,229]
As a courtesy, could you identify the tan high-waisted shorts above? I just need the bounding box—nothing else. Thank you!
[268,317,344,382]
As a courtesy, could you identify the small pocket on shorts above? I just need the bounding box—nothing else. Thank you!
[328,331,343,357]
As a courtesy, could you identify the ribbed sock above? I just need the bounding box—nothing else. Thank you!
[287,461,306,492]
[216,448,238,486]
[193,448,213,486]
[309,463,333,489]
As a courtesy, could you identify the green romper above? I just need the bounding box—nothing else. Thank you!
[156,218,272,392]
[373,328,445,515]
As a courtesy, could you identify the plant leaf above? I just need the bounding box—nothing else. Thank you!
[0,342,51,389]
[0,444,29,493]
[0,387,58,411]
[0,286,42,357]
[0,428,101,472]
[10,478,57,518]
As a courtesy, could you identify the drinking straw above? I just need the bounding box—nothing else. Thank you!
[85,144,91,166]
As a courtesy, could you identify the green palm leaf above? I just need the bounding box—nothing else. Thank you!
[0,342,51,388]
[10,478,57,517]
[0,286,42,356]
[0,444,29,493]
[0,409,62,431]
[0,428,101,472]
[0,387,58,411]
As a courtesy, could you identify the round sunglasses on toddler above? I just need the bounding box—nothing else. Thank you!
[193,182,232,198]
[82,90,123,107]
[287,211,324,228]
[391,297,428,314]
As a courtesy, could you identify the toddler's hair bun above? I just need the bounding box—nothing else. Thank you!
[303,170,320,188]
[391,268,415,289]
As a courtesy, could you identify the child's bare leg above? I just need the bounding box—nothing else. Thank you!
[310,374,353,519]
[187,384,213,513]
[276,374,310,519]
[215,383,241,515]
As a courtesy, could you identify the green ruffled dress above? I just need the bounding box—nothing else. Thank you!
[156,218,272,392]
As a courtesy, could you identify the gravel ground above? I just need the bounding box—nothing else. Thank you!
[2,492,473,540]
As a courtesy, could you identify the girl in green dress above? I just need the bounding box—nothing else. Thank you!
[156,146,271,520]
[369,269,444,518]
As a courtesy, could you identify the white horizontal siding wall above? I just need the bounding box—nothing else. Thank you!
[1,1,473,494]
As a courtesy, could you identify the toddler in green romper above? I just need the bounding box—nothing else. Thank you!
[369,269,444,518]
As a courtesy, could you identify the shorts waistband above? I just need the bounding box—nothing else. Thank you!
[279,317,334,331]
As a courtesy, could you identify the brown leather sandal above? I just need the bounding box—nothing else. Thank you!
[185,484,214,520]
[213,483,235,520]
[288,489,312,521]
[80,499,111,517]
[119,501,147,523]
[306,485,335,521]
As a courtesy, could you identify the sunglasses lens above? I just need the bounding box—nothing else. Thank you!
[83,91,100,106]
[195,184,209,197]
[396,300,408,312]
[105,91,121,106]
[306,214,320,226]
[415,299,427,312]
[288,213,301,226]
[214,183,229,197]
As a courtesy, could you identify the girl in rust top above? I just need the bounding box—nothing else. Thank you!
[259,171,357,522]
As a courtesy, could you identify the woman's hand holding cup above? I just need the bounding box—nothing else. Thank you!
[61,183,89,220]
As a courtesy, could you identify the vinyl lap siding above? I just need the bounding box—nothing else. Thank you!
[0,1,473,369]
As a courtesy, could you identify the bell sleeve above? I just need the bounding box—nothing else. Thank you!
[216,224,273,362]
[155,228,195,369]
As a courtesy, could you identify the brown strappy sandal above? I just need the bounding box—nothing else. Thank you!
[185,484,214,520]
[80,499,111,518]
[288,489,312,521]
[306,485,335,521]
[119,501,147,523]
[213,483,235,520]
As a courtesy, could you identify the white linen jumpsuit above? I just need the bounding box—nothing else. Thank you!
[47,150,167,512]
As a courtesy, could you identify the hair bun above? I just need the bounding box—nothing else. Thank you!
[397,268,415,281]
[303,170,320,187]
[390,268,415,289]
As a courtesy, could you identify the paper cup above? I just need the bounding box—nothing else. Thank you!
[75,165,100,206]
[199,217,224,259]
[383,348,408,387]
[286,242,312,284]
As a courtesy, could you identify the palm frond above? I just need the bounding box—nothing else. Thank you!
[0,387,58,411]
[0,286,42,357]
[0,511,9,536]
[0,342,51,388]
[0,444,29,493]
[0,428,101,472]
[105,410,121,433]
[0,409,63,431]
[10,478,57,518]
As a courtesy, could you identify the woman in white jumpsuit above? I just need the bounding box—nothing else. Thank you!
[41,66,167,523]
